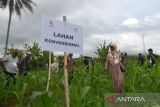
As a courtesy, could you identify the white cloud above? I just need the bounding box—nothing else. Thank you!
[123,17,139,27]
[1,0,160,56]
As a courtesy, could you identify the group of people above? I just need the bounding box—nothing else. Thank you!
[105,43,159,93]
[0,45,158,93]
[138,48,157,67]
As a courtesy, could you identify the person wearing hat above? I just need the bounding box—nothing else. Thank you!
[18,52,32,75]
[0,49,19,85]
[105,43,124,93]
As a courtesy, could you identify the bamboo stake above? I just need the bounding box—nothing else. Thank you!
[46,51,51,91]
[63,16,70,107]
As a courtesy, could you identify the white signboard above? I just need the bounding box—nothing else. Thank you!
[40,16,83,54]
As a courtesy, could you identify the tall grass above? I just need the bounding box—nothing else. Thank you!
[0,58,160,107]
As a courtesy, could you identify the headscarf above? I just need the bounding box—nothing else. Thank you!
[68,53,73,57]
[110,43,117,51]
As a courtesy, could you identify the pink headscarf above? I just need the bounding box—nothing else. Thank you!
[110,43,117,51]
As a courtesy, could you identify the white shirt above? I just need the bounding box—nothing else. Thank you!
[3,56,19,73]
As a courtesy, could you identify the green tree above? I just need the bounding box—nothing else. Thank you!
[25,42,42,69]
[0,0,36,56]
[95,41,111,63]
[25,42,54,69]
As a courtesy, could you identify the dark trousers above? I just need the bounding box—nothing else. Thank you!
[68,70,73,85]
[4,71,16,87]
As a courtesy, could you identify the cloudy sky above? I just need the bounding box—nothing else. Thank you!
[0,0,160,56]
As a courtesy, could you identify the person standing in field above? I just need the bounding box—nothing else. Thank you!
[105,43,124,93]
[84,56,90,70]
[67,53,74,84]
[67,53,74,72]
[120,52,125,64]
[138,53,145,66]
[147,48,157,67]
[0,49,19,85]
[124,52,128,60]
[18,52,32,75]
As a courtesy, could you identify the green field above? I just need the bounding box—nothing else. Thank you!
[0,57,160,107]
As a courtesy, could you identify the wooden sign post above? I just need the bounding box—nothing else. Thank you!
[63,16,70,107]
[40,15,83,107]
[46,51,51,91]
